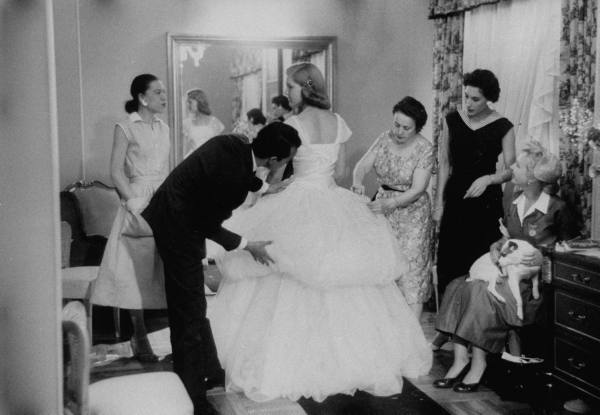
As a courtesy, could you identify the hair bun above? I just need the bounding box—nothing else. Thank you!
[533,154,562,184]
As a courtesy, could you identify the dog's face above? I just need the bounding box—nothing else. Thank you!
[498,239,541,278]
[500,241,518,257]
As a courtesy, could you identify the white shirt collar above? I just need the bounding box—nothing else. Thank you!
[512,192,550,224]
[129,112,160,123]
[251,150,258,171]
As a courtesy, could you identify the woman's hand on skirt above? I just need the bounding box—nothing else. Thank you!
[367,198,397,215]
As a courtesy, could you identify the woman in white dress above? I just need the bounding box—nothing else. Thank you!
[182,89,224,158]
[209,63,432,402]
[91,74,170,361]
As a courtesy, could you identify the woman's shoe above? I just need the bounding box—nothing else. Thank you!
[453,381,480,392]
[130,336,159,363]
[431,333,449,351]
[433,364,470,388]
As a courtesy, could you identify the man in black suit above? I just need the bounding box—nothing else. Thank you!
[142,123,301,414]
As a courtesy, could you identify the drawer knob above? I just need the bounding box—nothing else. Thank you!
[567,310,587,322]
[570,273,591,284]
[567,357,587,371]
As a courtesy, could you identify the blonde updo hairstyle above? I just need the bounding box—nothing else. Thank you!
[187,89,211,115]
[286,63,330,111]
[520,141,562,185]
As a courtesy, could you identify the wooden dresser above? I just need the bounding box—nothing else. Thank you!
[550,251,600,403]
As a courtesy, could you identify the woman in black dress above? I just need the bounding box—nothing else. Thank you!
[435,69,516,292]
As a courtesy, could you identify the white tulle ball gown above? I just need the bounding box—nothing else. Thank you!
[209,114,432,402]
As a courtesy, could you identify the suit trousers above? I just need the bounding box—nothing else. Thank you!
[152,221,222,411]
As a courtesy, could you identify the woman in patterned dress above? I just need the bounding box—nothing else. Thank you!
[352,96,433,319]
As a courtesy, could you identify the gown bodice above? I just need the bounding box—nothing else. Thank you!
[285,114,351,186]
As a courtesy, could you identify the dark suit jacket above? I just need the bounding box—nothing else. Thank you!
[142,134,263,255]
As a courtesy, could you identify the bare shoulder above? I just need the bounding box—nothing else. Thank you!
[297,108,338,143]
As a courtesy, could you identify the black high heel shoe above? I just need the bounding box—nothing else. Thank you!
[453,381,480,393]
[433,363,470,389]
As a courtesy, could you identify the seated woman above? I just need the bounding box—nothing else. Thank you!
[433,141,579,392]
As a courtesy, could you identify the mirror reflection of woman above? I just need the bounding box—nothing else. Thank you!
[352,97,434,320]
[209,63,431,402]
[91,74,170,362]
[182,89,224,158]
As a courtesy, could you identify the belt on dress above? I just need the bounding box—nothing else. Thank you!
[381,184,405,192]
[371,184,405,201]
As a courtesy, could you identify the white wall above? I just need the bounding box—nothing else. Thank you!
[54,0,83,188]
[72,0,433,191]
[338,0,434,189]
[0,0,62,413]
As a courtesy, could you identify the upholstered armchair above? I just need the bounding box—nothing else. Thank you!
[60,181,120,267]
[62,301,193,415]
[60,181,121,339]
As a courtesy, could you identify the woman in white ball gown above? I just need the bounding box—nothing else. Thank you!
[209,63,432,403]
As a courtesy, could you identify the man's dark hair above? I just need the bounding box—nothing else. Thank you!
[251,122,301,160]
[247,108,267,125]
[271,95,291,111]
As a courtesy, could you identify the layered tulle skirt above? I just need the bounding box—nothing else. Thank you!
[209,180,432,401]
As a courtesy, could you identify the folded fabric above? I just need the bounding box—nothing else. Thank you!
[125,196,149,213]
[121,211,153,238]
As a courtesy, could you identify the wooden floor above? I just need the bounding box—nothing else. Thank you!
[90,309,577,415]
[416,312,532,415]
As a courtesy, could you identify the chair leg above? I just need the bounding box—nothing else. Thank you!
[83,299,93,342]
[113,307,121,341]
[432,265,440,312]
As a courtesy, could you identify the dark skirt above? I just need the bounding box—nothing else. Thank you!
[436,184,504,291]
[435,275,542,354]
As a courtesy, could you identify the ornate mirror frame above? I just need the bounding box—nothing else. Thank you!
[166,34,336,166]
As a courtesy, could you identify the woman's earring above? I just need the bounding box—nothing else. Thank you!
[140,99,148,107]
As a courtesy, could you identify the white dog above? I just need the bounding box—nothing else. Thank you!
[466,239,541,320]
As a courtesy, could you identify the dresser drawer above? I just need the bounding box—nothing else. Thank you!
[554,262,600,293]
[556,291,600,341]
[555,337,600,393]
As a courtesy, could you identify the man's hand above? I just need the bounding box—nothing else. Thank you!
[244,240,275,265]
[265,177,294,195]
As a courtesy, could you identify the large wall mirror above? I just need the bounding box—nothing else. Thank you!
[167,34,336,165]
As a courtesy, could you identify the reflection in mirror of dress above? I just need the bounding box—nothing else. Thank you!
[167,35,335,165]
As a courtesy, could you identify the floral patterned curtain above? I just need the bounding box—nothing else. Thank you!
[431,14,464,174]
[429,0,505,18]
[558,0,597,237]
[230,49,263,123]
